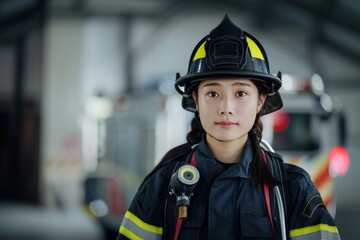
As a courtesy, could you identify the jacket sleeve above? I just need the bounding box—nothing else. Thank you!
[116,165,170,240]
[285,164,341,240]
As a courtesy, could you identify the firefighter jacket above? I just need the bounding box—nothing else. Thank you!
[117,138,341,240]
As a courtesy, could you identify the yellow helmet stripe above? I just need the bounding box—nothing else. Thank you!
[192,41,206,61]
[246,37,265,60]
[192,38,265,61]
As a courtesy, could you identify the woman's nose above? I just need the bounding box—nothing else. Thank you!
[219,96,234,115]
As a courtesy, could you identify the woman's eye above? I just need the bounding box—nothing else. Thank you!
[236,91,246,97]
[207,92,219,97]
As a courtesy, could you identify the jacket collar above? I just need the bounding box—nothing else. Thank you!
[194,135,253,183]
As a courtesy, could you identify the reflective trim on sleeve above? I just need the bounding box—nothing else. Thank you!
[119,211,163,240]
[290,224,340,240]
[120,226,142,240]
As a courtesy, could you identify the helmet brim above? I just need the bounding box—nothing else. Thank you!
[176,70,282,94]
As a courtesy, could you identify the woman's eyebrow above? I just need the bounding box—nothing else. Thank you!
[232,82,252,87]
[202,82,221,87]
[202,81,252,88]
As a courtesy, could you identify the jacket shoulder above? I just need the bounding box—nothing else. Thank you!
[284,162,329,218]
[284,163,314,187]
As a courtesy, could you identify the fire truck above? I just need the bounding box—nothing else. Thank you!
[262,73,350,217]
[83,74,349,236]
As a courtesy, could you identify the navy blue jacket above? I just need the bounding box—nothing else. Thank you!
[117,139,340,240]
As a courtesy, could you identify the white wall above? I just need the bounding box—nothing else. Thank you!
[41,16,125,207]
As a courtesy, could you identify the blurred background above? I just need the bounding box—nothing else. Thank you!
[0,0,359,239]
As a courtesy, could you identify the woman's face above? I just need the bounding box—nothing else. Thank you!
[192,79,266,143]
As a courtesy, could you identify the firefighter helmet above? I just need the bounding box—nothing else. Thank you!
[175,15,283,115]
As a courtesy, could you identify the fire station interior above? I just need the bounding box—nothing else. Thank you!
[0,0,359,239]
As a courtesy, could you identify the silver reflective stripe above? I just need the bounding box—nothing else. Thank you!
[290,224,340,240]
[119,211,163,240]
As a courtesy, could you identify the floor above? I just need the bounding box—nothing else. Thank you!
[0,203,105,240]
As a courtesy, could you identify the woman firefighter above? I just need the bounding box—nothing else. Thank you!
[116,15,341,240]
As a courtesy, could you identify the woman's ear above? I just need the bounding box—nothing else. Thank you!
[257,93,267,113]
[192,91,198,111]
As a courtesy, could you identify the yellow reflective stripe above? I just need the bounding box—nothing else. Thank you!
[290,224,339,237]
[192,41,206,61]
[120,226,143,240]
[246,37,265,60]
[125,211,163,235]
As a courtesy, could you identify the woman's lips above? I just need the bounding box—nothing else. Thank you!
[216,121,238,128]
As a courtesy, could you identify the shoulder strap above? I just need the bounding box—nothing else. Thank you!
[263,150,290,240]
[262,150,274,232]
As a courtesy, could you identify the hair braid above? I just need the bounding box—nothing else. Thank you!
[186,116,204,145]
[249,114,277,186]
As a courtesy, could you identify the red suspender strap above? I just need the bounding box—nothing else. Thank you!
[173,152,196,240]
[262,150,274,232]
[190,152,197,167]
[173,218,182,240]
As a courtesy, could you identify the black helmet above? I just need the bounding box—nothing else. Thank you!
[175,15,282,115]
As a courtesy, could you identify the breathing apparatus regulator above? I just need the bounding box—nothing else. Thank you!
[169,164,200,220]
